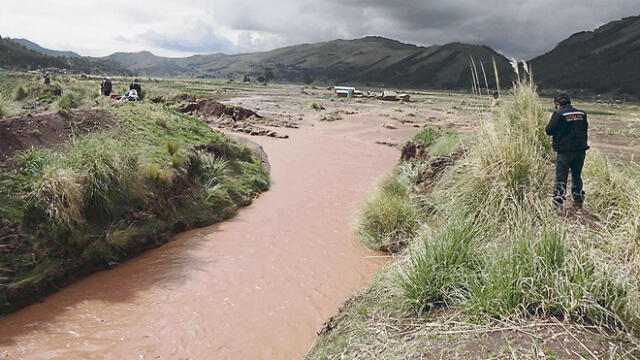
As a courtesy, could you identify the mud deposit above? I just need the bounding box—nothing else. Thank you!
[0,104,417,359]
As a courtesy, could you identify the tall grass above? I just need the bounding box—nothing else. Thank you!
[359,175,419,252]
[13,85,27,101]
[0,101,269,314]
[390,81,640,331]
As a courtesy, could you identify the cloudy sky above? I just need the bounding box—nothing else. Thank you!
[1,0,639,59]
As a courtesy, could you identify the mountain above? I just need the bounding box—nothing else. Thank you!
[104,37,514,89]
[11,38,81,58]
[0,36,132,75]
[531,15,640,95]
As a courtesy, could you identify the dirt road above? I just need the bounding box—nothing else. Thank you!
[0,106,420,359]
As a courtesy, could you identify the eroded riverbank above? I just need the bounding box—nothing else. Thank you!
[0,112,415,359]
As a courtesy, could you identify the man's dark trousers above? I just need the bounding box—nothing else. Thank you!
[553,151,586,205]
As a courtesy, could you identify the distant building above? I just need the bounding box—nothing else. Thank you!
[334,86,356,97]
[398,94,411,102]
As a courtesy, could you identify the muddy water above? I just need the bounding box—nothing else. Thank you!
[0,119,414,359]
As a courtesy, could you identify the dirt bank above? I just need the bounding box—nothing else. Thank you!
[180,98,296,138]
[0,104,419,359]
[0,110,113,163]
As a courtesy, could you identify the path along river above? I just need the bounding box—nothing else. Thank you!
[0,113,418,360]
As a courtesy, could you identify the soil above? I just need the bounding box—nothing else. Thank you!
[180,99,261,121]
[0,110,114,164]
[180,99,295,138]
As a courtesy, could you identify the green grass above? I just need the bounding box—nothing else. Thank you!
[310,102,325,111]
[12,85,27,101]
[311,81,640,358]
[358,176,419,252]
[0,97,269,314]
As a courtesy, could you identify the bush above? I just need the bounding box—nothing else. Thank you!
[401,221,479,312]
[30,167,84,227]
[0,101,7,118]
[318,111,342,121]
[359,191,419,252]
[414,126,442,147]
[13,85,28,101]
[58,93,80,114]
[310,102,325,111]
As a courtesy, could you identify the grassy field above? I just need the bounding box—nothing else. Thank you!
[307,83,640,359]
[0,73,269,314]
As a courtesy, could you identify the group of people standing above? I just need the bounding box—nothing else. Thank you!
[100,77,142,100]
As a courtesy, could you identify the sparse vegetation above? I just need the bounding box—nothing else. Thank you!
[318,111,342,121]
[310,102,325,111]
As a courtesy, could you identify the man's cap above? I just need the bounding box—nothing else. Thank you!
[554,94,571,105]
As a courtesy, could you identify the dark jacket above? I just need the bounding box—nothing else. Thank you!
[101,80,112,95]
[129,81,141,93]
[545,105,589,153]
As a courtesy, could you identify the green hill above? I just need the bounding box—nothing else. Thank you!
[531,15,640,95]
[0,36,132,76]
[104,37,514,89]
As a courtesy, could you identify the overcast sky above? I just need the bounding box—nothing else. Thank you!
[1,0,639,59]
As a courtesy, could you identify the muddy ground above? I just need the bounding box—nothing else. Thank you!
[0,109,114,164]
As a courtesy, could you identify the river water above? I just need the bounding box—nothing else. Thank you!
[0,118,410,359]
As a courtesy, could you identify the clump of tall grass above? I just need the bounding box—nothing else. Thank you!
[310,102,325,111]
[57,92,80,116]
[318,111,342,121]
[395,80,640,331]
[359,175,419,252]
[30,167,84,227]
[413,126,442,147]
[583,152,640,283]
[401,221,480,312]
[434,82,551,229]
[13,85,28,101]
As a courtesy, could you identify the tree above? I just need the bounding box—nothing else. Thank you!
[264,67,274,82]
[256,75,266,83]
[243,75,251,82]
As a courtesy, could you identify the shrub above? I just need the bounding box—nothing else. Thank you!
[413,126,442,147]
[13,85,28,101]
[30,167,84,227]
[310,102,325,111]
[359,192,419,252]
[318,111,342,121]
[58,93,80,117]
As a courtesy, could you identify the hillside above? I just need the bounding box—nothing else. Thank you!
[531,15,640,95]
[0,36,132,76]
[105,37,514,89]
[11,38,81,58]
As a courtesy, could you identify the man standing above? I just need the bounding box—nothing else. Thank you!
[101,77,113,96]
[545,94,589,209]
[130,79,142,94]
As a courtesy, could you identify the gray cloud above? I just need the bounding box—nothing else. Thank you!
[1,0,639,58]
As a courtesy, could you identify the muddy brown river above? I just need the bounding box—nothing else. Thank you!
[0,111,418,359]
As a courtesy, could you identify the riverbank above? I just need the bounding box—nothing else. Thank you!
[0,76,270,314]
[307,83,640,359]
